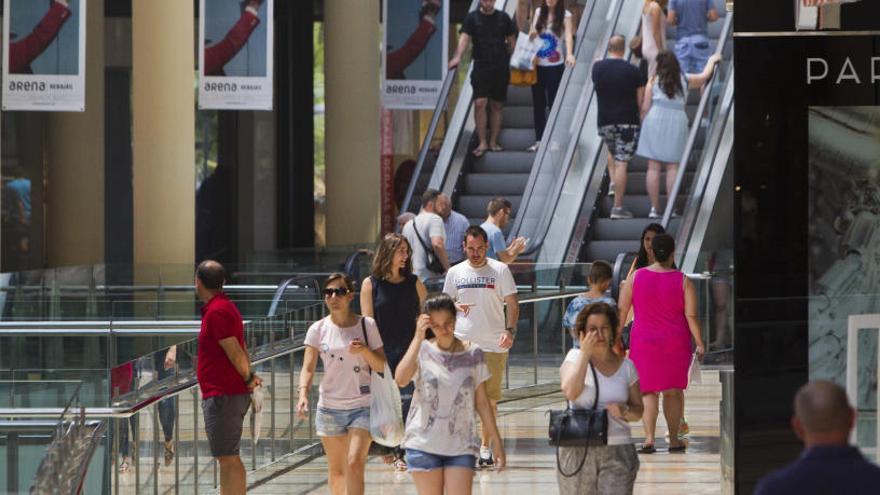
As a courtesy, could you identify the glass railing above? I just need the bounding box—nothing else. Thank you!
[661,14,734,227]
[0,260,735,492]
[523,0,645,263]
[509,0,625,246]
[399,0,480,216]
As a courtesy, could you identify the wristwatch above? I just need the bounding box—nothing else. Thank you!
[245,371,256,385]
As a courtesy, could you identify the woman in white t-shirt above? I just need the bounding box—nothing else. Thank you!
[558,302,644,495]
[297,273,386,495]
[527,0,577,151]
[395,293,506,494]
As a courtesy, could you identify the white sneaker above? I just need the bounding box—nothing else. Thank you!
[478,446,494,467]
[648,207,661,219]
[608,182,615,196]
[610,207,634,220]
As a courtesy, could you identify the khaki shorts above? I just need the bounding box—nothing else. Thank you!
[483,352,508,401]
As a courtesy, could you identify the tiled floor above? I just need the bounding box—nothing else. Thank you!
[250,371,723,494]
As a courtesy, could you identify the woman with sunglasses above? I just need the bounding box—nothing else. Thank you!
[297,273,387,495]
[395,293,506,494]
[360,233,427,469]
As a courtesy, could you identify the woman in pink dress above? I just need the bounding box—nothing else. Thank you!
[616,234,705,453]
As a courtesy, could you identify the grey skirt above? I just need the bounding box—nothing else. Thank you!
[556,444,640,495]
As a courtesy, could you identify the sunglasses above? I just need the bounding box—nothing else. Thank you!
[323,287,350,297]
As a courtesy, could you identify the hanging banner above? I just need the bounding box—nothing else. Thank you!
[380,109,395,234]
[2,0,86,112]
[382,0,448,109]
[199,0,274,110]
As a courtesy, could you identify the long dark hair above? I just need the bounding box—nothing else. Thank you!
[635,223,666,269]
[655,51,684,99]
[535,0,566,37]
[371,233,413,279]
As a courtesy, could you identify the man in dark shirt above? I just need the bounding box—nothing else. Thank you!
[448,0,517,157]
[591,35,646,220]
[754,380,880,495]
[196,260,262,495]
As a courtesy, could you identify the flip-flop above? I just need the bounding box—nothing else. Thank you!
[668,444,687,453]
[473,147,487,157]
[638,444,656,454]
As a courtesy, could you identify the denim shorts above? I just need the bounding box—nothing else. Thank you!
[405,448,476,472]
[316,406,370,437]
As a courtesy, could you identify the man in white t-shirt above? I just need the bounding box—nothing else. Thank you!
[402,189,451,281]
[442,225,519,467]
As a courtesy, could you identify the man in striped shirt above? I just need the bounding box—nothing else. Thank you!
[436,194,471,265]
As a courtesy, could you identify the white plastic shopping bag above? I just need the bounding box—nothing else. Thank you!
[369,364,404,447]
[250,384,264,445]
[688,353,702,387]
[510,32,541,71]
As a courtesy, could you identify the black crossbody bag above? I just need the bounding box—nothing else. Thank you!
[409,218,444,274]
[548,363,609,477]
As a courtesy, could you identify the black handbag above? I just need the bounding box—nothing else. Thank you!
[548,363,609,477]
[409,218,445,274]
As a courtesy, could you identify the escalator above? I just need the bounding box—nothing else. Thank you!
[402,0,734,279]
[400,0,616,236]
[584,0,731,263]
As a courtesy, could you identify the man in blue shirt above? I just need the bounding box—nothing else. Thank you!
[480,197,526,263]
[754,380,880,495]
[668,0,719,73]
[436,194,470,264]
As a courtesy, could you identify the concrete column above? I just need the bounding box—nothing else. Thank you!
[131,0,195,280]
[324,0,381,246]
[47,0,105,267]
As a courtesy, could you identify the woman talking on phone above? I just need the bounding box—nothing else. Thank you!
[296,273,387,495]
[395,293,506,494]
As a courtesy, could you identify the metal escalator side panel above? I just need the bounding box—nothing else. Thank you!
[531,0,646,264]
[506,0,609,241]
[679,99,735,275]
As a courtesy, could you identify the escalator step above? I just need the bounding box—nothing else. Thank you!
[456,195,522,219]
[507,85,533,106]
[598,195,667,218]
[474,151,533,173]
[497,128,537,151]
[592,218,661,241]
[618,172,695,195]
[502,107,534,129]
[463,173,530,195]
[584,240,641,263]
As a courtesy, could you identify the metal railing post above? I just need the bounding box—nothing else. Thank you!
[153,402,160,495]
[193,387,199,495]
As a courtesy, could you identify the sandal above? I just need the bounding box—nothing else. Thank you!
[668,444,687,453]
[473,146,488,157]
[489,144,503,152]
[164,442,175,466]
[119,460,130,473]
[638,444,656,454]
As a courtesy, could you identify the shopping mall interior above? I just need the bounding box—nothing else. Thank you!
[1,0,879,493]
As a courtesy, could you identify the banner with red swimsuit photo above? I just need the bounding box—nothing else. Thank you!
[199,0,274,110]
[383,0,449,109]
[2,0,86,111]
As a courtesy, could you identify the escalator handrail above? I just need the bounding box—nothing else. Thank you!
[399,68,461,216]
[506,0,600,240]
[515,0,634,257]
[660,13,733,229]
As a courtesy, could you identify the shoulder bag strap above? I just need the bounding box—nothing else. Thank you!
[556,362,600,477]
[410,218,437,260]
[360,317,372,375]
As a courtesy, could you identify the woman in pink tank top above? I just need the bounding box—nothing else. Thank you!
[617,234,705,454]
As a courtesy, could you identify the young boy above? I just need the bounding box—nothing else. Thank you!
[563,261,617,349]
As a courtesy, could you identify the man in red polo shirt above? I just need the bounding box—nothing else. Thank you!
[196,260,261,495]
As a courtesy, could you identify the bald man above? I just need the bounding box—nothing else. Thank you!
[754,380,880,495]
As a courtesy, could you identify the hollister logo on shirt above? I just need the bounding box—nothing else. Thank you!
[455,276,496,290]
